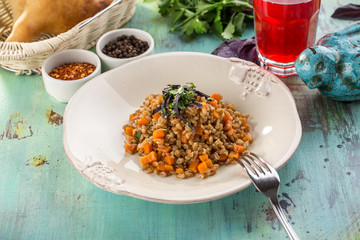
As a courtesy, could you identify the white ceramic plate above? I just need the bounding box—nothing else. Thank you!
[63,52,302,204]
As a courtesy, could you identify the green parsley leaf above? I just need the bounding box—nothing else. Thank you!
[159,0,253,40]
[170,10,186,25]
[234,12,246,34]
[161,108,167,115]
[221,13,236,39]
[158,0,172,16]
[210,6,223,38]
[135,132,142,141]
[187,82,196,89]
[181,18,207,39]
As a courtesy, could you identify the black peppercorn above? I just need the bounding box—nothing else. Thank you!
[102,35,150,59]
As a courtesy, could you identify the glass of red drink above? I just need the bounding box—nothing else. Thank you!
[253,0,321,77]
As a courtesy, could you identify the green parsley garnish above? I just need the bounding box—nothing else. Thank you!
[135,132,142,141]
[158,0,253,41]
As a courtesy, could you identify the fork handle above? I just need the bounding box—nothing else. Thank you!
[269,199,300,240]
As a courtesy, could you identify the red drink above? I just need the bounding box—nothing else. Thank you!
[253,0,321,76]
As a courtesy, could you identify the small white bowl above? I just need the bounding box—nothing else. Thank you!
[96,28,154,72]
[42,49,101,103]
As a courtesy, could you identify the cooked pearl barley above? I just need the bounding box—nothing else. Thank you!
[123,93,253,179]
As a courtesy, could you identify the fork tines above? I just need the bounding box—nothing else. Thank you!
[235,152,273,177]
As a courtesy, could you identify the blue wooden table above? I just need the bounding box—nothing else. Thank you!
[1,0,359,239]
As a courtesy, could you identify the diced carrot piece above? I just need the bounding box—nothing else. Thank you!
[164,155,175,165]
[199,154,209,162]
[157,163,166,171]
[223,117,233,131]
[140,155,149,165]
[125,127,134,136]
[197,161,208,175]
[157,146,172,153]
[189,159,200,173]
[234,144,245,153]
[222,115,232,131]
[181,135,189,144]
[211,93,222,102]
[219,153,227,161]
[176,168,184,174]
[127,136,135,142]
[129,115,135,121]
[243,134,254,143]
[125,144,137,154]
[223,115,233,122]
[129,113,138,120]
[228,151,239,159]
[195,126,204,136]
[153,112,161,120]
[157,163,173,172]
[142,143,153,155]
[147,151,158,162]
[209,100,218,108]
[239,118,247,126]
[140,151,158,165]
[153,129,165,139]
[164,164,174,171]
[226,127,236,134]
[205,159,213,168]
[224,123,233,131]
[212,111,220,119]
[201,103,207,109]
[138,117,150,125]
[125,145,136,154]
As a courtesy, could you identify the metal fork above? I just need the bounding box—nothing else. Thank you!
[235,153,300,240]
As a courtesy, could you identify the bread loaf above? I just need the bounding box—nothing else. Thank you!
[6,0,114,42]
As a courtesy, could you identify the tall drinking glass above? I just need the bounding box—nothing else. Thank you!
[253,0,321,77]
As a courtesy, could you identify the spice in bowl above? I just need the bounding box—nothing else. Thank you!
[101,35,149,59]
[49,62,96,81]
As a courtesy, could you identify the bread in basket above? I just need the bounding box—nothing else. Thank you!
[0,0,136,74]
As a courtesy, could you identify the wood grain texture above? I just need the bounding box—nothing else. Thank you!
[1,0,359,239]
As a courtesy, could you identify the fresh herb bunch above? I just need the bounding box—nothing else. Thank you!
[158,0,253,40]
[153,83,212,131]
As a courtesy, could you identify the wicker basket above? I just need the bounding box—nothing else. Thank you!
[0,0,136,74]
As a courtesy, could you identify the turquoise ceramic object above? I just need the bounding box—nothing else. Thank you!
[295,21,360,101]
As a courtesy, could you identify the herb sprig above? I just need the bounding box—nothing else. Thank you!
[158,0,253,41]
[135,132,142,141]
[153,83,211,131]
